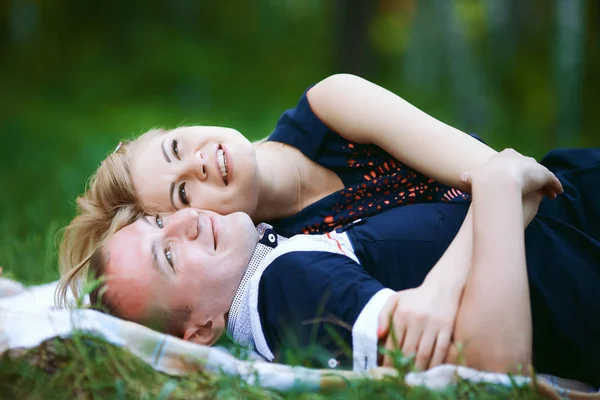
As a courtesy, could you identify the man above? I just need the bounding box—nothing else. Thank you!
[89,200,470,371]
[83,151,600,387]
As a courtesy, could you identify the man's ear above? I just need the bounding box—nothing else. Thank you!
[183,315,225,346]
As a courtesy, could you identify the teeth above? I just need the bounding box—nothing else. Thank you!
[217,148,228,183]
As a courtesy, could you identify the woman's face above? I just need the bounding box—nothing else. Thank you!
[131,126,259,216]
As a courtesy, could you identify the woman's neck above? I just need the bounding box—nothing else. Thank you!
[251,141,304,223]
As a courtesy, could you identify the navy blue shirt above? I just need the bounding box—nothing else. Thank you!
[258,202,469,368]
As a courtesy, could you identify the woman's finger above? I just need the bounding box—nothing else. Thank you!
[429,330,452,368]
[460,172,472,186]
[414,327,436,371]
[383,320,406,367]
[542,185,557,200]
[549,173,564,195]
[377,296,398,339]
[540,173,562,199]
[400,319,423,363]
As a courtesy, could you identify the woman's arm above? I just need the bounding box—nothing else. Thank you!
[446,149,562,371]
[307,74,496,192]
[378,208,473,370]
[377,181,541,370]
[378,150,561,371]
[450,170,532,373]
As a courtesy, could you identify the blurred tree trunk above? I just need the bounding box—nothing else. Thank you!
[402,0,444,95]
[333,0,376,77]
[403,0,488,134]
[440,0,489,134]
[483,0,517,82]
[8,0,37,45]
[554,0,585,146]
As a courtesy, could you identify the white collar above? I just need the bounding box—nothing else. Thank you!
[226,223,288,347]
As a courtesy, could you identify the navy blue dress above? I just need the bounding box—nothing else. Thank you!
[257,149,600,386]
[266,87,470,237]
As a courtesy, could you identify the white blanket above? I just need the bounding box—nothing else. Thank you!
[0,280,596,398]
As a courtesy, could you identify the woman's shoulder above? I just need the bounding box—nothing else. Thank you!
[266,86,332,160]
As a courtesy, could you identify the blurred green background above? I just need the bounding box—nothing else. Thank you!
[1,0,599,285]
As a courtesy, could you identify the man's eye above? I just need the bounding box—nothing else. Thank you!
[172,140,180,159]
[165,247,174,269]
[179,182,190,206]
[155,215,164,229]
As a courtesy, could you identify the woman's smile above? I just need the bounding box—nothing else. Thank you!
[216,144,229,186]
[129,126,258,215]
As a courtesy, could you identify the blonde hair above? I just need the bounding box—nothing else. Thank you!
[55,129,164,308]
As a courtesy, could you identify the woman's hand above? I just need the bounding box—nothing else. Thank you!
[377,281,460,370]
[523,191,544,226]
[460,149,563,199]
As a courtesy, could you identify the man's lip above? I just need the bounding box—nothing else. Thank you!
[196,213,202,239]
[210,216,218,250]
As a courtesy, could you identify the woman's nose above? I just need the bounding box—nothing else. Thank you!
[164,209,199,240]
[187,151,207,181]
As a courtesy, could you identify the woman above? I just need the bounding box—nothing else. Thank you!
[59,74,498,296]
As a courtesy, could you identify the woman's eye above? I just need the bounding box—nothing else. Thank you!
[155,215,164,229]
[172,140,180,159]
[164,247,174,270]
[179,182,189,206]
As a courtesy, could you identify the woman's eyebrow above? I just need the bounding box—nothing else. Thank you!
[161,137,171,163]
[169,182,178,210]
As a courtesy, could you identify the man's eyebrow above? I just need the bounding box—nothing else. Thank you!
[140,216,154,227]
[139,216,167,276]
[150,240,167,277]
[161,137,171,163]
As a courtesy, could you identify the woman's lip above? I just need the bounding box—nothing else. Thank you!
[221,144,232,185]
[214,145,226,186]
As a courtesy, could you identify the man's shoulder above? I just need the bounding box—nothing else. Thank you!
[263,245,360,279]
[269,231,359,263]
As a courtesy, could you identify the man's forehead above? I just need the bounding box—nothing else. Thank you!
[107,218,152,274]
[104,218,157,319]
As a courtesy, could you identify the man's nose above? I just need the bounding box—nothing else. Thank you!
[186,151,207,182]
[164,209,199,240]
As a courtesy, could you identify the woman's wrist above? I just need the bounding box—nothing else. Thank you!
[423,263,466,299]
[471,168,522,193]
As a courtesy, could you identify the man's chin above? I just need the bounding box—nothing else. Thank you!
[229,212,256,232]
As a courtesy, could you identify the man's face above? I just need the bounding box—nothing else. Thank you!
[103,208,258,343]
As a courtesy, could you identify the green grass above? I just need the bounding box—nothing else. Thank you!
[0,334,544,400]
